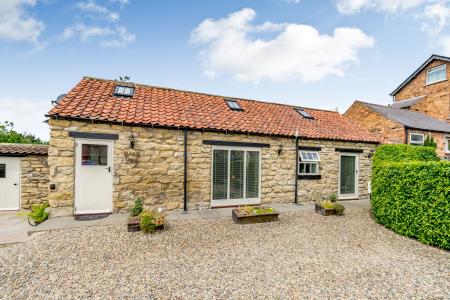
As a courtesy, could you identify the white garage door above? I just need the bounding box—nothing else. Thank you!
[0,157,21,211]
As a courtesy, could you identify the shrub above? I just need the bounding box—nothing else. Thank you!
[424,136,437,148]
[329,193,337,203]
[28,203,49,223]
[333,203,345,215]
[372,144,439,165]
[140,211,156,234]
[129,197,143,217]
[371,145,450,249]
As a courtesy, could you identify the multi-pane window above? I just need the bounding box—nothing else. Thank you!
[114,85,135,97]
[298,151,320,175]
[410,133,424,145]
[426,64,446,85]
[212,148,260,200]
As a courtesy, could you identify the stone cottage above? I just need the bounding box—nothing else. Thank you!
[46,77,380,216]
[0,143,49,211]
[345,54,450,158]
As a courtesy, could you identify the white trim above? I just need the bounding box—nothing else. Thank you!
[75,139,113,214]
[409,132,425,145]
[338,153,359,200]
[426,64,446,85]
[446,137,450,154]
[210,146,261,207]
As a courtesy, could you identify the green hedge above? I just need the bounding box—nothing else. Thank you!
[372,144,439,164]
[371,145,450,249]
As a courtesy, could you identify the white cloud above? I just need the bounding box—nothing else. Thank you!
[110,0,129,6]
[438,35,450,55]
[421,1,450,35]
[0,97,50,141]
[61,23,135,47]
[76,0,119,22]
[337,0,426,15]
[0,0,45,44]
[191,8,374,82]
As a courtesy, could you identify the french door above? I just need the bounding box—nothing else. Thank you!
[211,147,261,207]
[338,153,359,199]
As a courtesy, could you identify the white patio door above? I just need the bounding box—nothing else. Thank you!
[75,139,113,214]
[0,157,21,211]
[339,153,359,199]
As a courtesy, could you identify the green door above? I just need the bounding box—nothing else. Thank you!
[339,154,358,198]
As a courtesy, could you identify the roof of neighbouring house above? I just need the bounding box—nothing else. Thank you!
[390,54,450,96]
[0,143,48,156]
[46,77,381,143]
[390,95,426,109]
[356,101,450,133]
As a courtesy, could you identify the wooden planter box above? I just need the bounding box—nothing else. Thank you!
[127,217,165,232]
[315,203,337,216]
[232,209,279,224]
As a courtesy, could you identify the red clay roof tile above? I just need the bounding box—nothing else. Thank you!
[0,143,48,156]
[47,77,381,143]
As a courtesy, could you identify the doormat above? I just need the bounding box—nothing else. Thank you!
[74,214,110,221]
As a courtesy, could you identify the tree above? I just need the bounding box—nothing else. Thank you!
[0,121,47,144]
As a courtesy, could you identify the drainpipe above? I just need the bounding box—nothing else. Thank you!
[404,127,409,144]
[294,135,299,204]
[183,128,188,212]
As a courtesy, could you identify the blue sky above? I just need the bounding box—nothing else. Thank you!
[0,0,449,140]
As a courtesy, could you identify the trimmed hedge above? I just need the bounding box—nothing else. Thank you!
[372,144,439,164]
[371,145,450,249]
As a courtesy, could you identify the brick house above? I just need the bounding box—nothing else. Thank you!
[45,77,380,216]
[346,54,450,158]
[0,144,49,211]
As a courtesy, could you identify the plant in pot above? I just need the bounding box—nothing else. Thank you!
[127,197,143,232]
[232,205,279,224]
[27,203,49,226]
[140,210,166,234]
[315,194,345,216]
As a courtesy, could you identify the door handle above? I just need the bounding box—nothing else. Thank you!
[13,183,18,186]
[106,166,111,172]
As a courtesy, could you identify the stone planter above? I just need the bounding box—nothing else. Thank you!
[315,203,337,216]
[232,208,279,224]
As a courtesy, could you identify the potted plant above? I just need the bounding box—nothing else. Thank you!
[127,197,143,232]
[27,203,49,226]
[140,210,166,234]
[315,194,345,216]
[232,205,279,224]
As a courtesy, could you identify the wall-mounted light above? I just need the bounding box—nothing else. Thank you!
[368,149,374,158]
[277,144,283,155]
[129,133,136,149]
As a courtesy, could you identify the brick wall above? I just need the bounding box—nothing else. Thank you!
[393,60,450,122]
[48,119,376,216]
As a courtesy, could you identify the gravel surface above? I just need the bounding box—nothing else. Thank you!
[1,208,449,299]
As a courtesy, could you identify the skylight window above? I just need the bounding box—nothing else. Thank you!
[296,108,313,119]
[114,85,135,97]
[225,99,243,111]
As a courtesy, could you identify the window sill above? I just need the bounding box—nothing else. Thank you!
[425,79,446,86]
[298,175,321,180]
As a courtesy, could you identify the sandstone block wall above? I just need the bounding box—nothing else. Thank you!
[393,60,450,123]
[48,119,376,216]
[20,155,49,209]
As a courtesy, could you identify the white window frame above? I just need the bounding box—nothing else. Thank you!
[426,64,446,85]
[446,137,450,154]
[410,133,425,145]
[298,151,320,176]
[210,146,262,207]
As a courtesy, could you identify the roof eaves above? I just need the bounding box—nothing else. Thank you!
[390,54,450,96]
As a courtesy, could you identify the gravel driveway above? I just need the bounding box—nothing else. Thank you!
[1,207,449,299]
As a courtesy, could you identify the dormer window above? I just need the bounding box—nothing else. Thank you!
[225,99,243,111]
[295,108,314,119]
[426,64,446,85]
[114,85,134,97]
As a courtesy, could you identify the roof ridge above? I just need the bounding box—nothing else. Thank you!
[82,76,339,113]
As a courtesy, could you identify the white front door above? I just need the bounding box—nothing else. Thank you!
[338,153,359,199]
[75,139,113,214]
[0,157,21,211]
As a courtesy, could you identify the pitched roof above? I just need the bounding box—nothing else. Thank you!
[390,95,425,109]
[0,143,48,156]
[47,77,381,143]
[357,101,450,133]
[390,54,450,96]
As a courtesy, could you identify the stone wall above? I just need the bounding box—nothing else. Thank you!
[345,102,405,144]
[393,60,450,123]
[48,119,376,216]
[21,155,49,209]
